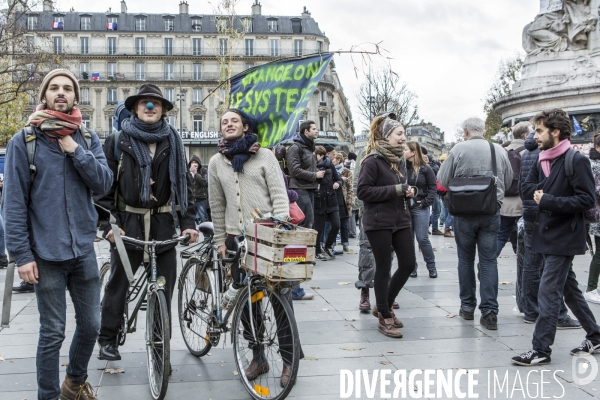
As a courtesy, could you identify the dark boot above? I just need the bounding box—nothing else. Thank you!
[377,313,403,338]
[432,228,444,236]
[59,375,97,400]
[359,288,371,312]
[98,343,121,361]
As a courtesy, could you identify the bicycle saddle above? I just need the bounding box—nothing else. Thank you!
[198,222,214,237]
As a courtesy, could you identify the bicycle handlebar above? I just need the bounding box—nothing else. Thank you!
[121,234,191,249]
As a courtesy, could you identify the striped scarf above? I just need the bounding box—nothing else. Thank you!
[28,104,82,141]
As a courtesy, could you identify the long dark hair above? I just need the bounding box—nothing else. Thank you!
[406,141,426,174]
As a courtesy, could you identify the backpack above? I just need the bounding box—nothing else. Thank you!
[564,148,600,224]
[23,125,92,182]
[504,145,525,196]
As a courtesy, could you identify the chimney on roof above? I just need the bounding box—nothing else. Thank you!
[251,0,261,16]
[43,0,53,11]
[121,0,127,13]
[179,1,189,15]
[302,6,311,17]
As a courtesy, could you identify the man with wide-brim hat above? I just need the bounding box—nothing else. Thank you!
[95,84,198,362]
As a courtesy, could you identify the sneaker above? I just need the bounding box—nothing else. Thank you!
[431,228,444,236]
[315,253,331,261]
[298,293,314,300]
[511,350,551,366]
[410,268,417,278]
[480,312,498,330]
[584,289,600,304]
[570,339,600,355]
[324,248,336,259]
[392,301,399,309]
[13,280,35,293]
[524,317,537,324]
[459,308,474,320]
[343,244,351,253]
[557,315,581,330]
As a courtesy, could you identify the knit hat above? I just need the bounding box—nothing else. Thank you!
[347,151,357,161]
[440,154,447,162]
[324,144,335,153]
[38,69,80,103]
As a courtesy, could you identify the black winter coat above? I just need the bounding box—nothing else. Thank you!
[314,156,343,214]
[357,152,411,232]
[522,149,595,256]
[95,131,196,251]
[519,133,541,222]
[406,161,437,208]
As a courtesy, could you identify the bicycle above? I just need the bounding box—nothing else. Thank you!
[95,204,189,400]
[178,222,300,400]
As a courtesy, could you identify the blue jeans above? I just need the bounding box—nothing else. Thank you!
[454,211,500,317]
[34,250,100,400]
[440,200,453,229]
[429,195,441,228]
[521,220,568,322]
[292,284,306,300]
[411,206,436,271]
[194,199,208,224]
[495,215,519,258]
[533,254,600,356]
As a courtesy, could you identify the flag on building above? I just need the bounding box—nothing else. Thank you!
[92,72,100,81]
[228,53,333,148]
[573,116,583,135]
[106,22,117,30]
[28,73,35,81]
[51,21,63,30]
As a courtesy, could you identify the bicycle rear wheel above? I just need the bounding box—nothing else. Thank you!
[178,256,214,357]
[146,288,170,400]
[232,283,300,400]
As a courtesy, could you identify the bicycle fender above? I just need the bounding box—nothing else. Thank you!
[1,260,16,328]
[111,222,135,284]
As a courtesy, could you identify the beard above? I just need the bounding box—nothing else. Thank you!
[538,137,554,150]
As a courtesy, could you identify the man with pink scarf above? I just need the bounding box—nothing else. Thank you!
[512,109,600,367]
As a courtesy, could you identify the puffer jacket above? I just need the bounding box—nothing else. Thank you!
[518,133,541,222]
[286,134,318,190]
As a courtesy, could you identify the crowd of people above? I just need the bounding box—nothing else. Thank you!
[1,67,600,399]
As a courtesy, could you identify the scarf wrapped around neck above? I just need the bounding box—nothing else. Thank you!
[538,139,571,178]
[121,115,188,218]
[218,133,261,173]
[28,104,82,142]
[374,140,405,177]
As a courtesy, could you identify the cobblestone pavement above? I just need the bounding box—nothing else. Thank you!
[1,233,599,399]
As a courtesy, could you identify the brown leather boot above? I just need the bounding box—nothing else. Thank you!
[444,228,454,238]
[372,306,403,327]
[280,363,295,387]
[245,360,269,380]
[378,313,403,338]
[359,288,371,312]
[59,375,97,400]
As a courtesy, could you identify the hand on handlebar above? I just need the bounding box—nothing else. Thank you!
[181,229,199,243]
[106,228,125,243]
[218,244,228,259]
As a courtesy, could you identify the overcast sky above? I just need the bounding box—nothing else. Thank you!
[53,0,540,139]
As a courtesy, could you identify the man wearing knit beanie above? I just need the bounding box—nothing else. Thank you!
[3,68,113,399]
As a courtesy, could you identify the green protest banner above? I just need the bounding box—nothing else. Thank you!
[229,53,333,148]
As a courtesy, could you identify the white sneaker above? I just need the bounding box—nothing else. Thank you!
[584,289,600,305]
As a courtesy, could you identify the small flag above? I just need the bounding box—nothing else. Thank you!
[92,72,100,81]
[573,116,583,135]
[28,73,35,81]
[106,22,117,30]
[52,21,63,30]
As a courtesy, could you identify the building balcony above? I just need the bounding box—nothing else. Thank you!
[76,71,221,82]
[50,46,324,58]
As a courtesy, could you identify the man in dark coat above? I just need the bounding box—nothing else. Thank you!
[513,108,600,366]
[187,154,208,226]
[96,84,199,361]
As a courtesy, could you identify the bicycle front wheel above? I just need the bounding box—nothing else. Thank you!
[99,262,111,303]
[178,256,214,357]
[232,283,300,400]
[146,288,171,400]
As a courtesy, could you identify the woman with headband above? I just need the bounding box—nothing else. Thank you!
[357,115,416,338]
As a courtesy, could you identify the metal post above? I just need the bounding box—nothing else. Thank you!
[177,64,184,134]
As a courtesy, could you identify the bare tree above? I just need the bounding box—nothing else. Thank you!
[483,54,524,139]
[356,69,419,127]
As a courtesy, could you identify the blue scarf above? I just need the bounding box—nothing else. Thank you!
[218,134,261,173]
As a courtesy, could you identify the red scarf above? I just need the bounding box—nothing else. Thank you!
[28,104,82,138]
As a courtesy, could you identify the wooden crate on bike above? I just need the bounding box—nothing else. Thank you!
[244,223,317,282]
